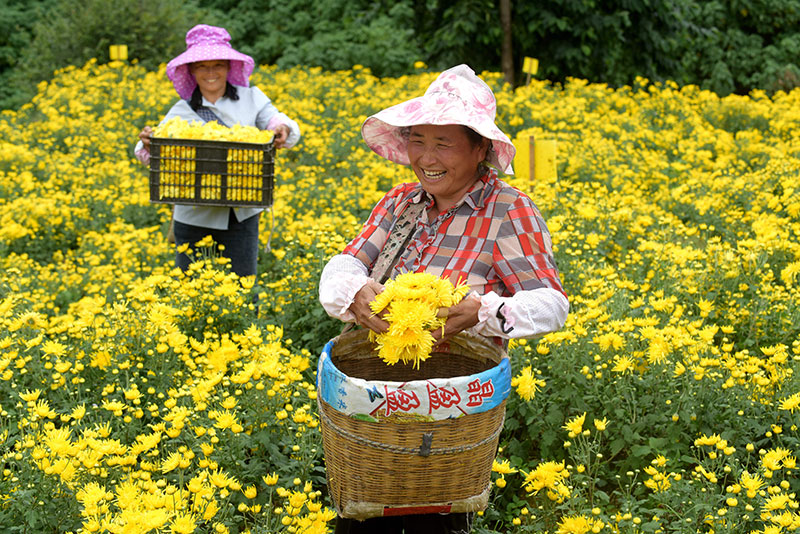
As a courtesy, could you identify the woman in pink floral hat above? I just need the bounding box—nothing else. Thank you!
[318,65,569,533]
[134,24,301,277]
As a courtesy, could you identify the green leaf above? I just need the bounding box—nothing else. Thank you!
[504,416,520,431]
[649,436,669,449]
[610,438,627,456]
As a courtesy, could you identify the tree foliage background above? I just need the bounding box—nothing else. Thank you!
[2,0,800,109]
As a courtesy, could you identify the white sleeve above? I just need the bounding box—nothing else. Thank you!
[470,288,569,339]
[134,141,149,165]
[266,114,301,148]
[319,254,371,322]
[251,86,301,148]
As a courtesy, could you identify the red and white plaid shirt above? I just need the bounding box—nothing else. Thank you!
[343,168,566,299]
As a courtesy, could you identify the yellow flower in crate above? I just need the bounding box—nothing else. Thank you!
[156,144,196,200]
[201,174,222,200]
[368,272,470,368]
[228,146,267,203]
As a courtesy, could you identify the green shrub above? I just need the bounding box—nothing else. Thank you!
[4,0,209,108]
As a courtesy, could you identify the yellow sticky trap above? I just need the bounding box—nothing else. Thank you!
[523,57,539,75]
[512,134,532,181]
[533,139,557,182]
[109,45,128,61]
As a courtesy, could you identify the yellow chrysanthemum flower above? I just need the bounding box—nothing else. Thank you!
[779,392,800,413]
[368,272,469,368]
[511,365,546,401]
[169,512,198,534]
[492,459,518,475]
[161,451,182,473]
[556,514,604,534]
[740,471,765,498]
[522,460,569,495]
[563,412,586,437]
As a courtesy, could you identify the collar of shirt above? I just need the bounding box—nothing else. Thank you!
[407,166,499,220]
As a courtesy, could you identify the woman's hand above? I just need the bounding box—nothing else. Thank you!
[432,292,481,343]
[139,126,153,149]
[272,124,291,148]
[348,280,390,334]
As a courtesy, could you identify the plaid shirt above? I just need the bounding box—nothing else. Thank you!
[343,168,566,298]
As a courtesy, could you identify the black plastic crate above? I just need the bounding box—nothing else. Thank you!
[149,137,274,207]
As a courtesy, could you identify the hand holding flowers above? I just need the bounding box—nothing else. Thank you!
[431,291,481,343]
[350,279,390,334]
[361,272,471,368]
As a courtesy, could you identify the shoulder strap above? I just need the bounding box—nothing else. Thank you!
[370,200,426,284]
[340,199,425,336]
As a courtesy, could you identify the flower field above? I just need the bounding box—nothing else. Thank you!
[1,59,800,534]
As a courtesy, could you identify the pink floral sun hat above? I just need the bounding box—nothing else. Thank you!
[361,64,516,174]
[166,24,255,100]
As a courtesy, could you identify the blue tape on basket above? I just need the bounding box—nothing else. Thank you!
[317,338,511,422]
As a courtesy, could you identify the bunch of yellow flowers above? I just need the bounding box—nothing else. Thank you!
[152,117,274,203]
[368,272,470,368]
[153,116,274,144]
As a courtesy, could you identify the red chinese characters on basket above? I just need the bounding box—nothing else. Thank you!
[378,378,495,417]
[428,384,461,413]
[383,387,421,417]
[466,378,495,407]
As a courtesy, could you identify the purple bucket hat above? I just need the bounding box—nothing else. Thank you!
[361,65,516,174]
[166,24,255,100]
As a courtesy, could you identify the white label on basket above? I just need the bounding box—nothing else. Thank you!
[316,341,511,422]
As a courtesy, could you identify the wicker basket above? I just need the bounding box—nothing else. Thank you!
[148,136,274,208]
[317,329,509,520]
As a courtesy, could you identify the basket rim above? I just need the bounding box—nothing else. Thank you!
[317,330,511,421]
[150,135,275,150]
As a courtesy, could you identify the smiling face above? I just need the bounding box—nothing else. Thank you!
[406,124,489,213]
[189,60,230,102]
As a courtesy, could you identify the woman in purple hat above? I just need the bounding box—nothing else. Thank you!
[134,24,301,277]
[318,65,569,533]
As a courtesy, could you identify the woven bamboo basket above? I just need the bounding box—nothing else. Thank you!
[317,329,509,520]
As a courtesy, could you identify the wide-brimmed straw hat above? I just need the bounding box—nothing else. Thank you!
[166,24,255,100]
[361,64,515,174]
